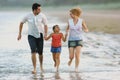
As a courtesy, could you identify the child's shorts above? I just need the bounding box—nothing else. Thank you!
[51,46,61,53]
[68,40,83,48]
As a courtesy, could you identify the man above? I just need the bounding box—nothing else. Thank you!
[17,3,48,74]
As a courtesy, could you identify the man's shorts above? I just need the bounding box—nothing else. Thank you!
[51,46,61,53]
[28,33,43,55]
[68,40,83,48]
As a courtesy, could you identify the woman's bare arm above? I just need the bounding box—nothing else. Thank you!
[82,20,89,32]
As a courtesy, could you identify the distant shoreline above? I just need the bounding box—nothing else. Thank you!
[0,5,120,34]
[46,9,120,34]
[0,2,120,11]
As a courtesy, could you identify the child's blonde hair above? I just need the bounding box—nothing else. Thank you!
[70,8,82,17]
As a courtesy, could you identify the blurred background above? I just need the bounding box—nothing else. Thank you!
[0,0,120,7]
[0,0,120,33]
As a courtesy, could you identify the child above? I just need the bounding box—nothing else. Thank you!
[66,8,88,72]
[45,25,67,72]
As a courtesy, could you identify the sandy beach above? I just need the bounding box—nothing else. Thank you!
[0,8,120,80]
[45,9,120,34]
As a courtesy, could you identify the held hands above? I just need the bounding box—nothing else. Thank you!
[65,30,68,37]
[65,32,68,37]
[44,33,47,40]
[44,36,47,40]
[64,32,68,41]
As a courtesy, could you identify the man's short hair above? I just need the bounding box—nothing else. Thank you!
[32,3,41,11]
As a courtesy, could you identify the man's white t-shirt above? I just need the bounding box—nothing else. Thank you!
[21,12,47,38]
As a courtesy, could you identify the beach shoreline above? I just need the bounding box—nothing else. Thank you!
[0,6,120,34]
[45,9,120,34]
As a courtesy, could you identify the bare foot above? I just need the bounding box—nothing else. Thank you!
[75,68,78,72]
[41,68,44,72]
[56,69,59,72]
[68,60,72,66]
[32,70,36,74]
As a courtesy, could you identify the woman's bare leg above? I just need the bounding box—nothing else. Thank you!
[75,46,82,72]
[68,47,74,66]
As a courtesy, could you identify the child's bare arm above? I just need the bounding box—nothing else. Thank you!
[82,20,89,32]
[45,33,52,40]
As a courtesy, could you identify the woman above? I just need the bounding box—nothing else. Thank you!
[66,8,88,72]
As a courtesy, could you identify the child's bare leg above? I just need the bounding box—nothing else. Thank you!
[68,48,74,66]
[56,53,60,72]
[52,53,56,67]
[75,46,81,72]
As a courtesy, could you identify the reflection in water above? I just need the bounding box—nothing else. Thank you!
[32,72,62,80]
[69,72,82,80]
[32,72,44,80]
[55,72,61,79]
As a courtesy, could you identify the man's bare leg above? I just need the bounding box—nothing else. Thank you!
[32,53,37,74]
[39,55,43,72]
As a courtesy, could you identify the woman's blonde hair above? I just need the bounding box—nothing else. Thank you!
[70,8,82,17]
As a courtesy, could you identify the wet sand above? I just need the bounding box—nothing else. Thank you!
[2,71,120,80]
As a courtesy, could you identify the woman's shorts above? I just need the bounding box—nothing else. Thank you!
[51,46,61,53]
[68,40,83,48]
[28,33,43,55]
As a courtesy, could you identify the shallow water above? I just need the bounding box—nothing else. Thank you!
[0,11,120,80]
